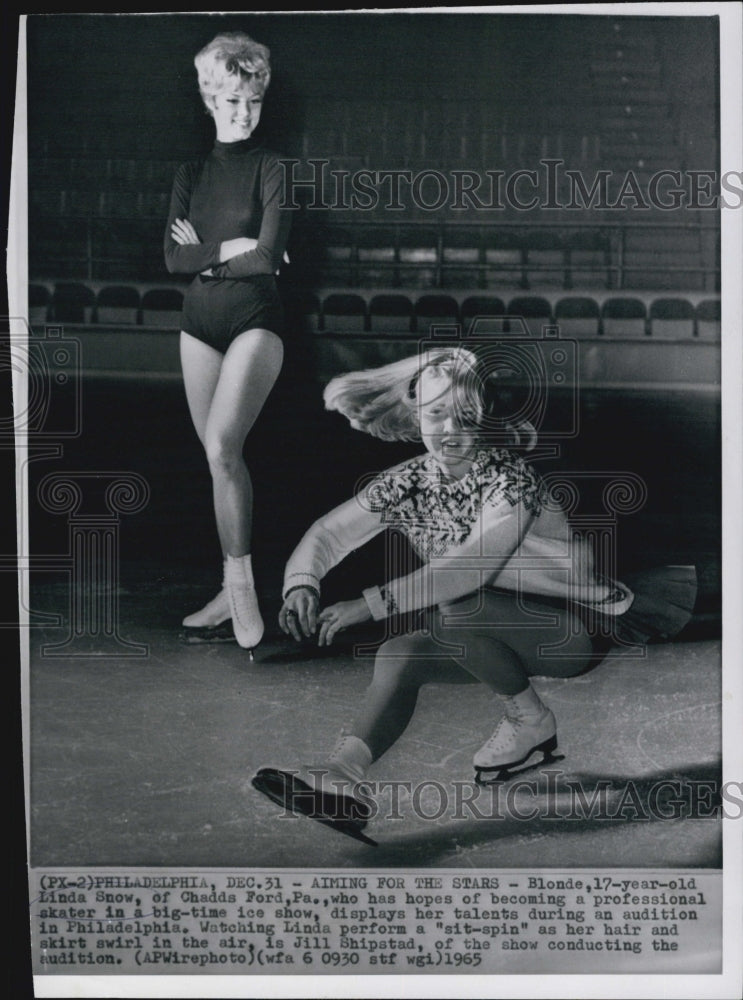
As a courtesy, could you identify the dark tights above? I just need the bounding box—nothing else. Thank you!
[350,590,600,760]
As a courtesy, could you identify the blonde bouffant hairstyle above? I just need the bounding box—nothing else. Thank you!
[323,347,537,449]
[194,32,271,111]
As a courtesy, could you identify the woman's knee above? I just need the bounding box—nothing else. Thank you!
[371,633,432,688]
[204,431,245,478]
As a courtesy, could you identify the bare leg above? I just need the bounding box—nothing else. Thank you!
[179,333,230,628]
[180,331,224,451]
[179,329,283,635]
[204,328,283,648]
[203,328,283,556]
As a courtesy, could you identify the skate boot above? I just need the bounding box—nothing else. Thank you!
[224,553,265,653]
[181,572,234,643]
[474,685,560,784]
[252,735,377,845]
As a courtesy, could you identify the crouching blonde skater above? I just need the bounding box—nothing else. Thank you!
[252,348,696,842]
[165,32,292,651]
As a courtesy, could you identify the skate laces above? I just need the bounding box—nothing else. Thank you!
[481,715,518,750]
[327,738,350,764]
[323,736,371,783]
[228,581,257,623]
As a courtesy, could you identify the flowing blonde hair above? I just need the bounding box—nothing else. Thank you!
[323,347,537,449]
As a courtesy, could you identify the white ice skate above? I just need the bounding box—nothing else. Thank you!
[225,554,265,653]
[252,737,376,846]
[474,693,560,783]
[181,587,235,643]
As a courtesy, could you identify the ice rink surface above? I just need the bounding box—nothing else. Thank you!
[26,370,722,869]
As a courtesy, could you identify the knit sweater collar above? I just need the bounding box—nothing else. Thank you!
[425,446,508,486]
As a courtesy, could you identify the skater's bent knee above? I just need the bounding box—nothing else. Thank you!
[372,634,432,687]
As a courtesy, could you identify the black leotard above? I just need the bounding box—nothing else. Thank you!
[165,136,293,351]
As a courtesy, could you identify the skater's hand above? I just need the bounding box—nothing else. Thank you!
[171,218,201,245]
[220,236,290,265]
[317,599,371,646]
[279,587,319,641]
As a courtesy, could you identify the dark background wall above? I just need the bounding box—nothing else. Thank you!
[27,13,717,161]
[25,13,721,290]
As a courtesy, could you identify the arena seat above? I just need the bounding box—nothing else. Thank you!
[414,294,460,334]
[555,296,601,338]
[322,293,367,333]
[398,229,438,289]
[95,285,140,324]
[484,233,525,288]
[140,287,184,328]
[566,231,612,289]
[695,299,720,341]
[369,294,414,333]
[321,229,356,284]
[623,249,706,292]
[461,296,507,336]
[507,296,553,336]
[649,297,696,339]
[29,283,52,327]
[52,282,96,323]
[601,297,647,337]
[441,230,481,288]
[524,232,566,288]
[356,228,398,286]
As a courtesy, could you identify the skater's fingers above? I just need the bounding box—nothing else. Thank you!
[283,592,316,638]
[279,605,302,641]
[286,613,302,641]
[171,223,191,245]
[171,219,200,245]
[295,594,317,637]
[177,218,200,242]
[183,223,201,244]
[317,619,334,646]
[307,601,317,635]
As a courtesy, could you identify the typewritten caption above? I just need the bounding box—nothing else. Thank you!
[30,869,721,975]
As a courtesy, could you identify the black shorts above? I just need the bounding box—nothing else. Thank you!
[181,273,284,353]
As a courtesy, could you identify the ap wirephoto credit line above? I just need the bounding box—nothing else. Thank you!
[8,4,743,999]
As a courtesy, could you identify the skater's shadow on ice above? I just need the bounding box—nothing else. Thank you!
[258,637,383,665]
[367,761,723,866]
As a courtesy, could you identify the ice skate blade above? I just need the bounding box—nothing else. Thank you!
[475,736,563,785]
[180,620,235,644]
[252,768,377,847]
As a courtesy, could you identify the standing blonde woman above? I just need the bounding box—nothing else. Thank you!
[165,32,292,651]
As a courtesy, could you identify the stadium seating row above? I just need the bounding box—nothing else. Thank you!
[28,282,721,341]
[29,209,720,292]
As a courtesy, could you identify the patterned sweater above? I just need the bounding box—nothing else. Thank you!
[283,447,634,619]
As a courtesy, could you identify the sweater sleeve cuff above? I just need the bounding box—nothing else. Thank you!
[362,586,389,621]
[282,573,321,601]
